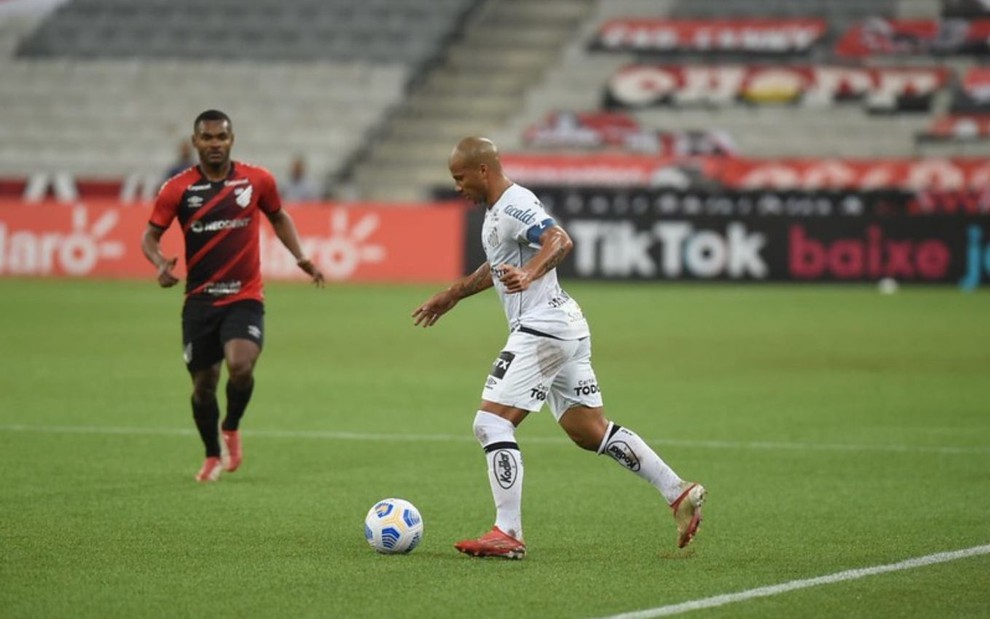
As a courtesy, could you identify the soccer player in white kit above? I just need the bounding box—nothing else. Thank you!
[413,137,706,559]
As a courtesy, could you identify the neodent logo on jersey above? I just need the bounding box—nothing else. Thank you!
[0,206,125,276]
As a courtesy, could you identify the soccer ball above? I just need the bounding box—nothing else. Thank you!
[364,498,423,554]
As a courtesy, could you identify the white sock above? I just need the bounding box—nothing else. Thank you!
[473,411,524,540]
[598,422,684,504]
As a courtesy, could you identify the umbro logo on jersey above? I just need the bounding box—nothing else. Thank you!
[225,179,249,187]
[186,196,204,209]
[235,186,253,208]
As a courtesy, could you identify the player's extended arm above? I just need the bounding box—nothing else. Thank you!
[412,262,493,328]
[497,225,573,294]
[268,209,324,286]
[140,224,180,288]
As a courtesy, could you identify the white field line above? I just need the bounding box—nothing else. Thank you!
[596,544,990,619]
[0,423,987,455]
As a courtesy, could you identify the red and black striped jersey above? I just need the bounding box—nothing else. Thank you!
[150,162,282,306]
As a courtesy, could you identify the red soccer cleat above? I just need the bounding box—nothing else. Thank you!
[222,430,242,472]
[671,482,707,548]
[195,456,222,482]
[455,526,526,560]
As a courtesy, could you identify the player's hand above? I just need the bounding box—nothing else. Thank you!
[497,264,532,294]
[297,258,324,287]
[157,257,179,288]
[412,290,458,327]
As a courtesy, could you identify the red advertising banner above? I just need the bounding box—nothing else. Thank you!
[923,114,990,140]
[835,18,990,56]
[522,110,738,156]
[606,64,949,110]
[0,201,464,282]
[594,18,826,53]
[498,154,990,191]
[719,158,990,191]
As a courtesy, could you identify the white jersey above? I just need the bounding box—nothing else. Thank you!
[482,184,590,340]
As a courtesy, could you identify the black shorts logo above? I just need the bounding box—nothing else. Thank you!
[490,351,515,379]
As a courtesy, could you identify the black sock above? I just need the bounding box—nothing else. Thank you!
[222,378,254,432]
[191,396,221,457]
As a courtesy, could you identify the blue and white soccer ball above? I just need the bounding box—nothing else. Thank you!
[364,498,423,554]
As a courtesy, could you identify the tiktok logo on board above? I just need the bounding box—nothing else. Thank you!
[959,225,990,291]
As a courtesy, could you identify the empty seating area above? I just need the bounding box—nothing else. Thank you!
[18,0,477,64]
[1,0,481,193]
[497,0,989,162]
[0,59,407,186]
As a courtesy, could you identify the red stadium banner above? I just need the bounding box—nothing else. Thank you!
[499,153,723,188]
[835,18,990,56]
[522,110,738,156]
[605,64,949,110]
[950,66,990,113]
[498,154,990,191]
[923,114,990,140]
[0,200,464,282]
[593,18,826,54]
[720,158,990,191]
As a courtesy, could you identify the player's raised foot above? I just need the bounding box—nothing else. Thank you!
[454,526,526,560]
[221,430,242,472]
[671,482,707,548]
[195,456,223,482]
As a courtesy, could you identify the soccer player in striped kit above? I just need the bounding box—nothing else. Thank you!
[141,110,324,482]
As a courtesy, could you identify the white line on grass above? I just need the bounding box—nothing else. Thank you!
[596,544,990,619]
[0,423,987,455]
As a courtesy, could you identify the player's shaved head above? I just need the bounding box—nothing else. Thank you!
[450,136,501,171]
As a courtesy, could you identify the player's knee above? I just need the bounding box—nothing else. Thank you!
[472,411,516,447]
[226,359,255,384]
[191,377,217,403]
[566,427,603,452]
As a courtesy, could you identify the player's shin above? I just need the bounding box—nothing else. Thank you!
[474,411,524,541]
[222,377,254,431]
[191,395,221,457]
[598,421,684,504]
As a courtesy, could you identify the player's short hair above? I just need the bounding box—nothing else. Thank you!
[193,109,232,133]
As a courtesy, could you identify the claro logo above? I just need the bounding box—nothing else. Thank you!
[261,208,385,280]
[0,206,125,275]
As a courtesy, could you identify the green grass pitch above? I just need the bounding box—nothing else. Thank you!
[1,278,988,618]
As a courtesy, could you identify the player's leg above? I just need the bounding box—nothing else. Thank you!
[455,332,547,559]
[218,301,264,472]
[183,302,225,482]
[551,338,706,548]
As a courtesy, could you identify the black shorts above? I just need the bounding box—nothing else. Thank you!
[182,299,265,372]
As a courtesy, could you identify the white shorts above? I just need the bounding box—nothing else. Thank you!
[482,330,603,420]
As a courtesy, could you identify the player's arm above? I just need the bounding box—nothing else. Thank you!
[412,262,493,328]
[267,209,324,287]
[498,225,572,294]
[141,224,180,288]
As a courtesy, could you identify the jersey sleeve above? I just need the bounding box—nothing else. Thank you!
[148,178,182,230]
[506,199,555,247]
[258,170,283,216]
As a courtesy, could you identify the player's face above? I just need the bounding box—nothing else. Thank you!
[449,157,487,205]
[192,120,234,169]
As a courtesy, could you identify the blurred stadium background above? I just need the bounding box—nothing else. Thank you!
[0,0,988,285]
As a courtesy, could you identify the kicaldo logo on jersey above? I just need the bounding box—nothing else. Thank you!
[568,219,768,279]
[0,205,126,276]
